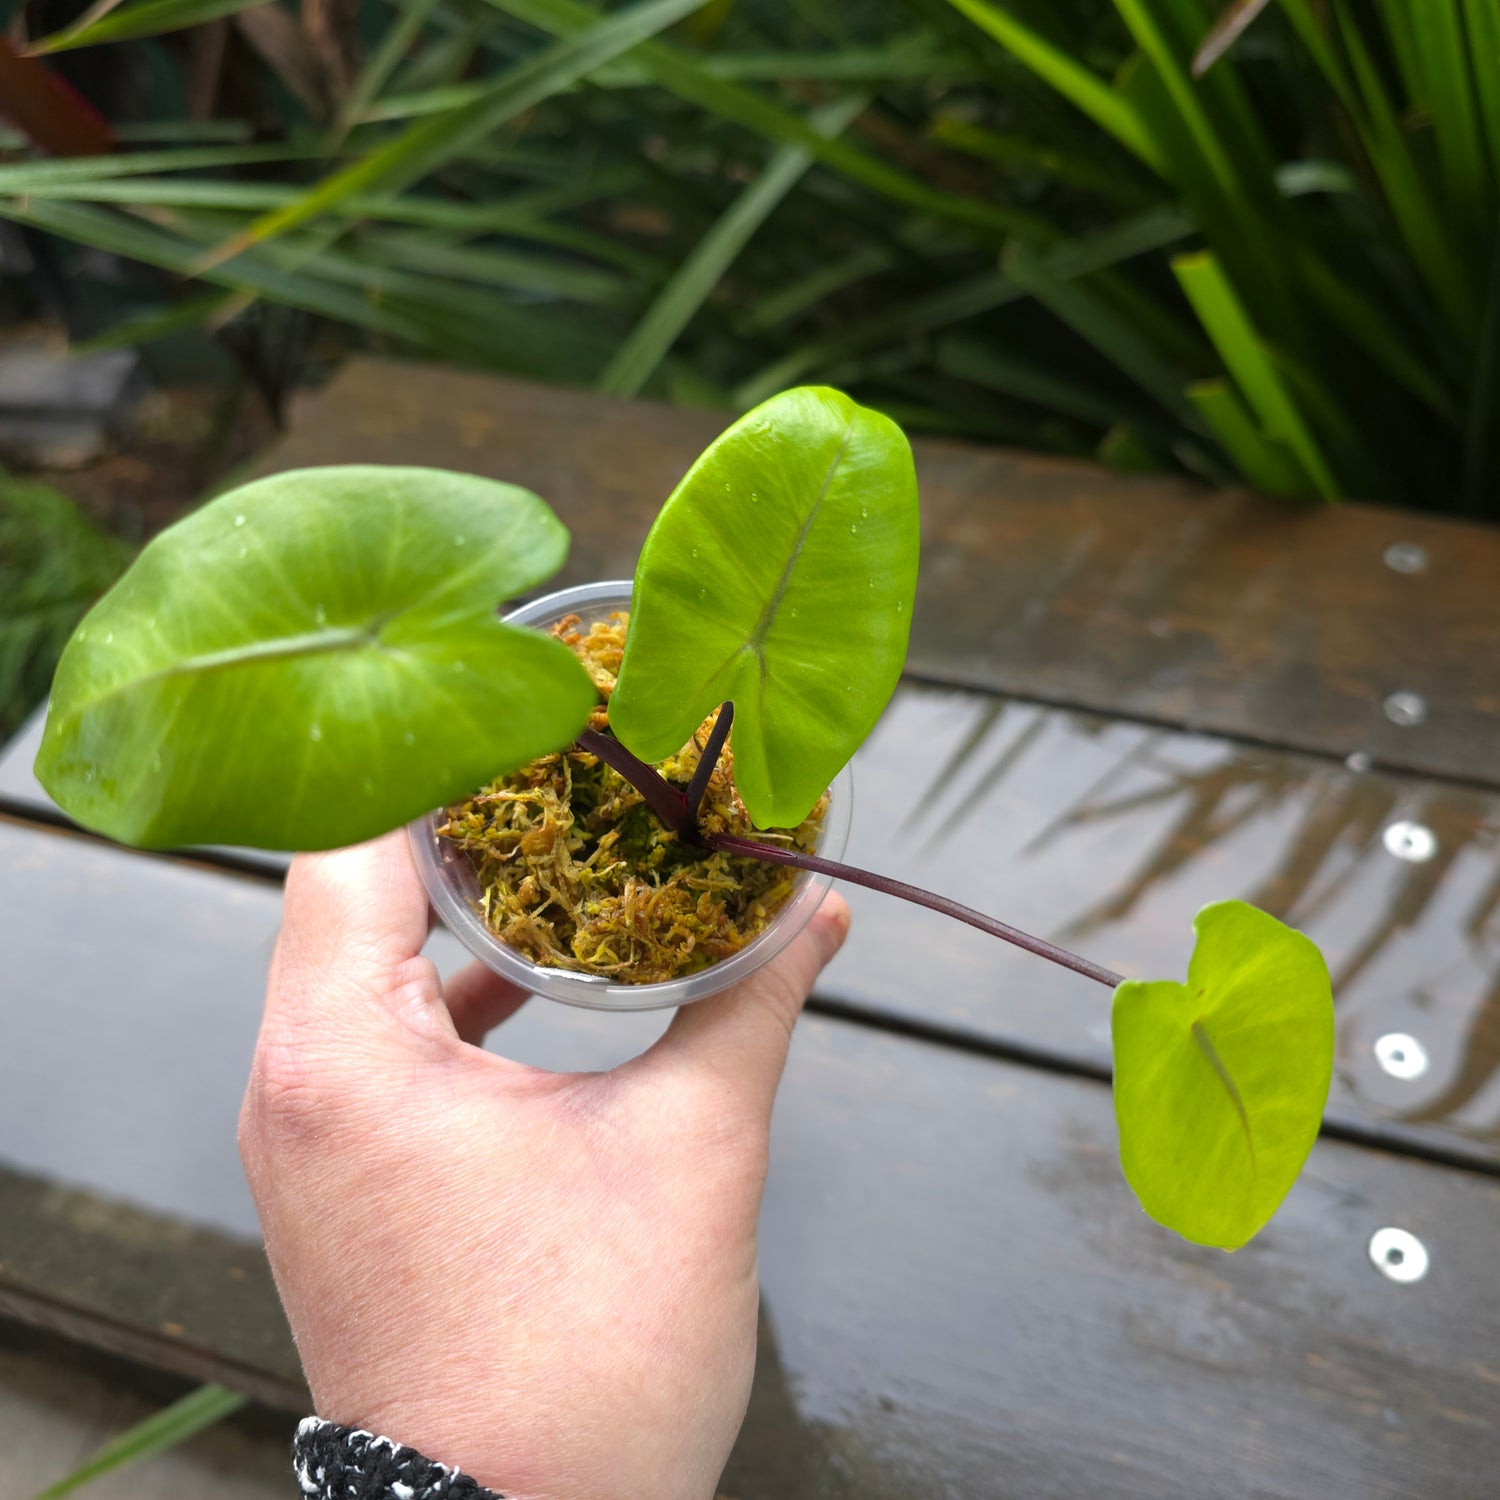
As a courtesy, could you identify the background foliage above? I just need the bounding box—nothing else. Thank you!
[0,471,132,737]
[3,0,1499,518]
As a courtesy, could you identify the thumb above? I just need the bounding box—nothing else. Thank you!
[640,892,850,1115]
[268,829,440,1044]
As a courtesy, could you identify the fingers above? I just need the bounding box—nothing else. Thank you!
[639,891,850,1119]
[269,829,443,1043]
[442,962,530,1046]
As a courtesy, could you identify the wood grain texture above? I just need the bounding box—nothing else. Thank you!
[257,359,1500,786]
[1,820,1497,1496]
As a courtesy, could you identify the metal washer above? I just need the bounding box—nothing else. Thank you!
[1383,820,1437,862]
[1374,1031,1429,1080]
[1369,1227,1429,1284]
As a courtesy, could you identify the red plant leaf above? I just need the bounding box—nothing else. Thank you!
[0,37,114,156]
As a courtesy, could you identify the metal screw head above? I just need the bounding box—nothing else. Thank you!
[1374,1031,1429,1080]
[1382,820,1437,862]
[1383,542,1429,574]
[1369,1227,1429,1283]
[1383,691,1428,728]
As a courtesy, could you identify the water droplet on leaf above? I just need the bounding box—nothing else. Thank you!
[233,514,246,528]
[309,724,322,742]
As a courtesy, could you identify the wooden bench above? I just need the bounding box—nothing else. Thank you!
[1,360,1496,1496]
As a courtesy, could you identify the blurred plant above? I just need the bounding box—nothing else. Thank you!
[0,471,132,738]
[0,0,1496,514]
[28,1382,246,1499]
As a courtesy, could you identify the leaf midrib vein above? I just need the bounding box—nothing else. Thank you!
[1191,1016,1257,1176]
[63,620,393,720]
[745,414,855,658]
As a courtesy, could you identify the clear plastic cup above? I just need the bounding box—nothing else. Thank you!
[409,580,853,1011]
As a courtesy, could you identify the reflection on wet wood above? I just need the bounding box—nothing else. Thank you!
[5,678,1498,1167]
[1,821,1497,1495]
[827,685,1500,1166]
[261,359,1500,787]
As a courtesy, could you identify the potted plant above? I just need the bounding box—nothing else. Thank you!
[34,386,1333,1253]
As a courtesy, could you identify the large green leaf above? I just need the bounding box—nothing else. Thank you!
[609,388,918,830]
[1111,900,1334,1250]
[37,466,596,851]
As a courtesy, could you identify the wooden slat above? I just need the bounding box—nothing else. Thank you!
[1,821,1496,1496]
[8,674,1498,1171]
[825,683,1500,1170]
[257,360,1500,787]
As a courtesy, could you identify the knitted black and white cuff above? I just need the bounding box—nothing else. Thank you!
[293,1417,506,1500]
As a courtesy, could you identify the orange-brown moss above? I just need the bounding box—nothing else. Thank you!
[437,611,827,984]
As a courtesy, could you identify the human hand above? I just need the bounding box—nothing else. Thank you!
[239,831,849,1500]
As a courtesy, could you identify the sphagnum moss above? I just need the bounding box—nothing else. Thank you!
[437,611,827,984]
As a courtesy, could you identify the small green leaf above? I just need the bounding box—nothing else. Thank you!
[610,387,918,830]
[1111,900,1333,1250]
[37,466,596,851]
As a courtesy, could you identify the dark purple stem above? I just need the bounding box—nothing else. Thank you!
[576,727,689,832]
[684,701,734,830]
[576,709,1121,990]
[708,831,1125,990]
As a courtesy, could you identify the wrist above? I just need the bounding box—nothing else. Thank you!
[293,1418,507,1500]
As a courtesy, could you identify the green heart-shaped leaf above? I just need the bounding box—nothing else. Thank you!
[609,386,919,829]
[36,465,596,850]
[1111,900,1334,1249]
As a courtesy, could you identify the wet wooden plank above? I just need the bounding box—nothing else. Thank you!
[8,674,1498,1172]
[824,682,1500,1170]
[260,359,1500,787]
[1,821,1496,1497]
